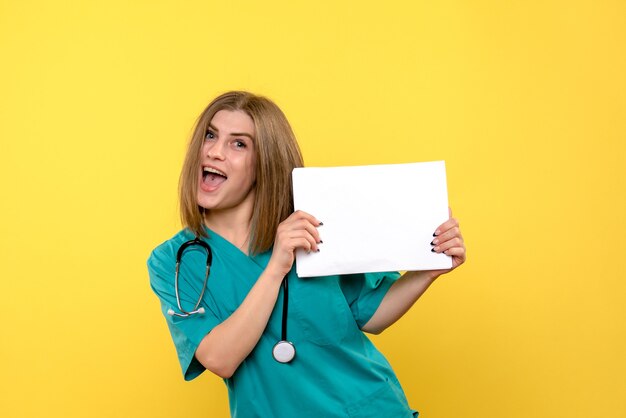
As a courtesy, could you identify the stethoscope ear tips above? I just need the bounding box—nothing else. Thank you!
[167,307,204,316]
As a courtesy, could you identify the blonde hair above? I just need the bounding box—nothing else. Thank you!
[179,91,304,254]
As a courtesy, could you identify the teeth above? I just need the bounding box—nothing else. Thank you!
[203,167,227,177]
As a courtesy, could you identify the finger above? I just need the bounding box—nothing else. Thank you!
[286,230,320,252]
[431,226,463,246]
[293,219,322,244]
[279,219,321,246]
[293,236,315,253]
[288,210,323,227]
[443,247,466,258]
[432,237,464,254]
[282,212,322,243]
[277,233,313,253]
[433,217,459,236]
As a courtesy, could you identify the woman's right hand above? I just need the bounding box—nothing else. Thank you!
[267,210,322,276]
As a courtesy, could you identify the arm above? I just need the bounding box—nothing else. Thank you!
[195,211,321,378]
[361,212,466,334]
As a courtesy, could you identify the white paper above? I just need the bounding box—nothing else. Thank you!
[292,161,452,277]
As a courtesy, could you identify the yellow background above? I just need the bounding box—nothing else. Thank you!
[1,1,625,417]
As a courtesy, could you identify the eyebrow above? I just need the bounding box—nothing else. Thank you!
[208,124,254,140]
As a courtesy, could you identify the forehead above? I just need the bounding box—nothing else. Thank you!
[209,110,255,136]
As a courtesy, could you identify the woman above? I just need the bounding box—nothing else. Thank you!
[148,91,466,417]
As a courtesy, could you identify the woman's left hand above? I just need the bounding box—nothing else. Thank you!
[363,208,467,333]
[426,208,466,279]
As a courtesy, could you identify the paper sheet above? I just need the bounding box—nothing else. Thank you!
[292,161,452,277]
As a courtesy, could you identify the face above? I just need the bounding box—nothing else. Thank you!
[197,109,256,215]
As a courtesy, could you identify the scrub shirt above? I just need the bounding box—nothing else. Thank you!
[148,227,419,418]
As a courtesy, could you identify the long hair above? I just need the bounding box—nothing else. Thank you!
[179,91,304,254]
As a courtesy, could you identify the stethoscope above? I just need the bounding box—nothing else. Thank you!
[167,237,296,364]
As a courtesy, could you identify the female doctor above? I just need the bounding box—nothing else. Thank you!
[148,91,466,417]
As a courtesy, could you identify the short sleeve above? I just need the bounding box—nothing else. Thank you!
[147,243,222,381]
[339,271,401,328]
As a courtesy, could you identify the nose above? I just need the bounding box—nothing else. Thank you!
[206,140,226,160]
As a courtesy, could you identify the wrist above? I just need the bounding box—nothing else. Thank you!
[406,269,441,284]
[265,259,291,281]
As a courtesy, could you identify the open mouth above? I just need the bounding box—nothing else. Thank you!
[202,166,227,187]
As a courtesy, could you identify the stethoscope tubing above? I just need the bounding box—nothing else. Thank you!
[272,276,296,363]
[281,275,289,341]
[169,238,212,317]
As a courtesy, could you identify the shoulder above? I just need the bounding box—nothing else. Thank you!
[147,228,196,274]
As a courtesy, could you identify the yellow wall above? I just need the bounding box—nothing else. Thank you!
[1,1,624,417]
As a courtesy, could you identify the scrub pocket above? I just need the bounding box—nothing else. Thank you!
[344,379,417,418]
[292,276,352,346]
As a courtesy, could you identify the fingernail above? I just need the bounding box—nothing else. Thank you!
[431,248,436,252]
[316,248,320,252]
[319,240,323,244]
[430,239,438,246]
[318,221,324,226]
[433,230,440,236]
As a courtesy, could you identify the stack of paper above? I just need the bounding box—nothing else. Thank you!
[292,161,452,277]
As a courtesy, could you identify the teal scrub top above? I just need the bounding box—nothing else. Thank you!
[148,227,419,418]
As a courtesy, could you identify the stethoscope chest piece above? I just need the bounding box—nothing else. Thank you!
[273,341,296,363]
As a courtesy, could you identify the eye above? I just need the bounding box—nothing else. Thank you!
[205,130,216,140]
[233,139,247,149]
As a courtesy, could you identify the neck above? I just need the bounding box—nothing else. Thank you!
[203,196,255,254]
